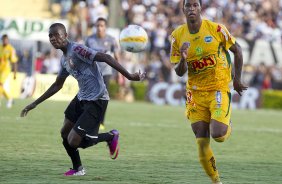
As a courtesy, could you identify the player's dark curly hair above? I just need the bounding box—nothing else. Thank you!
[183,0,202,6]
[1,34,8,39]
[96,17,108,25]
[49,23,67,33]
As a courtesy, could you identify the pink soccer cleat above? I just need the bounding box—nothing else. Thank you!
[108,129,119,159]
[64,168,86,176]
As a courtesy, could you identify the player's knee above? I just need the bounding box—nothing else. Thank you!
[213,135,227,143]
[68,136,80,148]
[211,129,228,143]
[60,128,69,139]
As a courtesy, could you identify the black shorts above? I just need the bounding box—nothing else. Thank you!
[64,96,108,138]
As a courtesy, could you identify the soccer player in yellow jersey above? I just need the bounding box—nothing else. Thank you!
[170,0,247,183]
[0,34,18,108]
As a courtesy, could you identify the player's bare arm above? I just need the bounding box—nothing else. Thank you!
[174,43,189,76]
[20,76,67,117]
[229,42,248,96]
[94,52,145,81]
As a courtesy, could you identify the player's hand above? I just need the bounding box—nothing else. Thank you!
[20,103,37,117]
[13,74,17,80]
[180,42,189,60]
[233,78,248,96]
[129,70,146,81]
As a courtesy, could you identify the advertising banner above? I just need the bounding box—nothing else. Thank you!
[148,82,261,109]
[32,73,78,101]
[0,18,68,42]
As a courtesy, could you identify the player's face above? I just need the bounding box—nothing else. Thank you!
[183,0,201,23]
[96,20,106,36]
[49,27,67,49]
[2,37,8,46]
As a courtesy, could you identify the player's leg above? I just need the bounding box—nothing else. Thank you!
[0,71,7,97]
[67,100,112,148]
[0,71,13,108]
[210,120,231,142]
[68,100,119,158]
[191,121,220,183]
[61,118,83,172]
[0,71,5,106]
[62,96,84,176]
[187,90,221,183]
[98,99,119,159]
[210,91,232,142]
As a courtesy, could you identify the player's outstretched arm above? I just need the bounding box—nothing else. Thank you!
[229,42,248,96]
[94,52,145,81]
[20,76,67,117]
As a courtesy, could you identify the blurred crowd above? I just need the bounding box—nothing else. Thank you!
[244,63,282,90]
[14,0,282,91]
[123,0,282,51]
[122,0,282,89]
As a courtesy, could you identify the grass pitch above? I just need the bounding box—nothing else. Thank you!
[0,99,282,184]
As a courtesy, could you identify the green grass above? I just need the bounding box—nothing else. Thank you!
[0,99,282,184]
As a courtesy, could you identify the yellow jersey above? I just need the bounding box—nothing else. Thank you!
[0,44,18,72]
[170,19,236,91]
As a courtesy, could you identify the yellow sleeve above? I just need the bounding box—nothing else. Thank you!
[216,24,236,50]
[10,46,18,63]
[169,31,181,64]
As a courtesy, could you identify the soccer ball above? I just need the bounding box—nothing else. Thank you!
[119,25,149,53]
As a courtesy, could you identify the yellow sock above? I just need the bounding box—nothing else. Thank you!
[214,122,232,142]
[196,138,220,182]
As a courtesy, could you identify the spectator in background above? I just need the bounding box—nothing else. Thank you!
[18,49,33,76]
[87,0,108,27]
[35,52,45,74]
[159,50,172,83]
[250,62,267,89]
[146,52,161,87]
[262,67,273,89]
[60,0,73,18]
[0,34,18,108]
[117,51,137,102]
[67,1,82,41]
[42,49,61,74]
[66,0,88,41]
[152,22,167,53]
[270,65,282,89]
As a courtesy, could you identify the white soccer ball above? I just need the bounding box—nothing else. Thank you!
[119,25,149,53]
